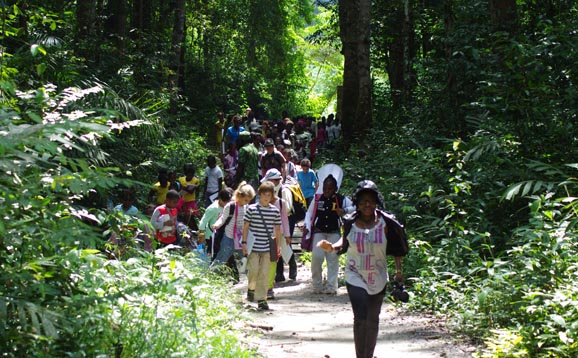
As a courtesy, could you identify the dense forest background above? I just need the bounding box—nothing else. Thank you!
[1,1,577,357]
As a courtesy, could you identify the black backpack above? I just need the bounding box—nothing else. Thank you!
[212,203,235,260]
[338,209,408,257]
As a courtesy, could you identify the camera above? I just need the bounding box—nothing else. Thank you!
[391,281,409,303]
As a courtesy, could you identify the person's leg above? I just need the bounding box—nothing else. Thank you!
[288,253,297,280]
[255,252,270,305]
[311,232,326,292]
[347,283,369,358]
[287,215,297,280]
[275,256,285,282]
[324,232,341,292]
[211,236,234,267]
[268,260,277,298]
[365,288,386,358]
[247,252,260,292]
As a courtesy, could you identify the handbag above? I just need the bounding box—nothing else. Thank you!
[257,205,278,262]
[301,194,321,252]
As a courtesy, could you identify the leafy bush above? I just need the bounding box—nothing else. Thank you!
[0,81,255,357]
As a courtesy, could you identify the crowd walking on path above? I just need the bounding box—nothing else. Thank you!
[105,109,409,357]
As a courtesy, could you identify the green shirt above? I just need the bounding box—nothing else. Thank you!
[238,144,259,184]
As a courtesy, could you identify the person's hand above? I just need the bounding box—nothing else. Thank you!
[302,227,309,235]
[335,208,345,217]
[198,236,206,244]
[211,224,218,231]
[285,237,291,245]
[317,240,333,252]
[242,244,248,256]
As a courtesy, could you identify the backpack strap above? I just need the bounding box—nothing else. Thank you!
[222,202,236,227]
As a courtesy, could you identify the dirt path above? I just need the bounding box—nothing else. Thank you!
[237,262,478,358]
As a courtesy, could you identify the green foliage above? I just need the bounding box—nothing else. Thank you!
[0,79,255,357]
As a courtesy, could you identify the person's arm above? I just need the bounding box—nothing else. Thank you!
[341,196,356,215]
[242,221,250,256]
[277,152,287,179]
[312,171,319,192]
[281,189,293,214]
[150,209,163,230]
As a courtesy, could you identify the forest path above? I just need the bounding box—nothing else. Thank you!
[236,262,478,358]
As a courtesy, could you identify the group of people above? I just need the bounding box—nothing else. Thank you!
[107,109,405,358]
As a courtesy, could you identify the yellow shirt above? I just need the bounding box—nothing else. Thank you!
[178,176,200,202]
[152,182,171,205]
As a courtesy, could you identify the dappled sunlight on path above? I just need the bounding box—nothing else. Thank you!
[235,263,477,358]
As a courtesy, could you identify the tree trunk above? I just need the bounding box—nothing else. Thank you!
[338,0,372,143]
[105,0,127,53]
[168,0,186,114]
[489,0,517,31]
[76,0,96,60]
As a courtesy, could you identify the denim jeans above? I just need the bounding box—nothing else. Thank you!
[211,233,242,267]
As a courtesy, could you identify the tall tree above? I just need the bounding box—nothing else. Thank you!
[338,0,372,142]
[169,0,186,114]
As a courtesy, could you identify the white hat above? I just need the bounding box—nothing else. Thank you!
[261,168,282,183]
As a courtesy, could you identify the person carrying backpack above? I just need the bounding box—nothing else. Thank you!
[317,180,407,358]
[302,174,355,295]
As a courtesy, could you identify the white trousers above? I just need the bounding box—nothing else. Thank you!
[311,231,341,291]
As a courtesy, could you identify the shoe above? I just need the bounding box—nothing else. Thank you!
[289,276,297,281]
[313,287,323,294]
[247,290,255,302]
[322,288,337,295]
[257,300,269,310]
[275,276,286,283]
[267,289,275,300]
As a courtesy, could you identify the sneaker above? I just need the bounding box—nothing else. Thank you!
[275,276,286,283]
[247,290,255,302]
[257,300,269,310]
[322,288,337,295]
[313,287,323,294]
[267,289,275,300]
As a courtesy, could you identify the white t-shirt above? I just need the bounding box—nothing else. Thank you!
[204,165,224,194]
[345,217,389,294]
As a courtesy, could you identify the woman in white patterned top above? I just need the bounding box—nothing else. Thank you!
[318,180,403,358]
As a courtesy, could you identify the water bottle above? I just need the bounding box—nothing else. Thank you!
[197,243,204,254]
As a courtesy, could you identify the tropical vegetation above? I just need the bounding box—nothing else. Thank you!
[1,1,577,357]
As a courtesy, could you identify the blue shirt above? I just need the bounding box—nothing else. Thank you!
[226,126,246,144]
[297,170,318,199]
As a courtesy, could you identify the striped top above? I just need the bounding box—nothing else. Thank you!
[245,203,281,252]
[213,201,245,240]
[344,217,389,295]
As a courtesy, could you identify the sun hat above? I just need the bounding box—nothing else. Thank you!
[353,180,384,207]
[260,168,282,183]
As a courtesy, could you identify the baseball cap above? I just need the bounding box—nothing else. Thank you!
[264,138,275,147]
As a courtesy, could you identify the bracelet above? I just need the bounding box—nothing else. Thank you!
[242,242,247,244]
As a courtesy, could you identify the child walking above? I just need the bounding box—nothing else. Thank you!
[202,155,224,208]
[151,190,181,246]
[210,182,255,281]
[198,188,234,256]
[178,163,201,230]
[242,181,282,310]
